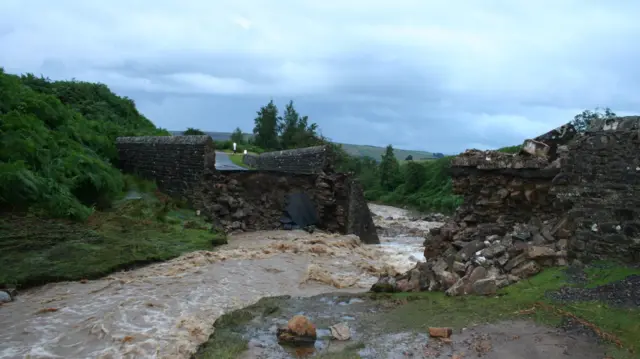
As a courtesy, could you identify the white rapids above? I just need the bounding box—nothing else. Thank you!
[0,204,443,359]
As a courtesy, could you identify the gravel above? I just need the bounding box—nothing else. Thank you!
[546,274,640,308]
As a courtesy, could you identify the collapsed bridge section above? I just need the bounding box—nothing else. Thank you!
[115,138,379,244]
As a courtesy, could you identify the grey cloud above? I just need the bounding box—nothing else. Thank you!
[1,0,640,154]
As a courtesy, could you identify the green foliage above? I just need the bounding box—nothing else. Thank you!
[405,154,413,161]
[277,100,323,149]
[335,143,461,213]
[184,127,206,135]
[571,107,616,133]
[497,145,522,153]
[338,143,436,161]
[379,145,402,191]
[252,100,280,150]
[404,161,425,193]
[251,99,324,151]
[0,68,168,220]
[230,127,245,144]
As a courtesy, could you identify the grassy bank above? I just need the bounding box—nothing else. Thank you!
[0,69,227,289]
[194,264,640,359]
[0,177,226,289]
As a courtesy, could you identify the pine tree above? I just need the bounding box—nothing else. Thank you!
[252,100,280,150]
[279,100,300,149]
[379,145,401,191]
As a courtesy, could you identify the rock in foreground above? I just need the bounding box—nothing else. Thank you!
[277,315,317,346]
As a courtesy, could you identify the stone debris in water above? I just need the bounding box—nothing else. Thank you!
[277,315,317,346]
[329,322,351,341]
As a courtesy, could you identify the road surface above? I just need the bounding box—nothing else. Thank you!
[215,151,247,171]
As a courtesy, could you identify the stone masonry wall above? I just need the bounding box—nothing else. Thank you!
[197,170,379,244]
[554,116,640,263]
[242,145,335,174]
[116,136,215,202]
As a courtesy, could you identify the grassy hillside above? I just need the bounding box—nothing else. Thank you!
[338,143,439,161]
[0,69,223,288]
[0,69,170,219]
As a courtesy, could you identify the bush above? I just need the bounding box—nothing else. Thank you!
[0,68,168,220]
[335,143,462,214]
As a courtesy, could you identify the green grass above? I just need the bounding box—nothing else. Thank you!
[222,151,252,169]
[0,179,226,289]
[582,262,640,288]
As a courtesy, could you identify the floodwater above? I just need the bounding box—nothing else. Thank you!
[0,204,441,359]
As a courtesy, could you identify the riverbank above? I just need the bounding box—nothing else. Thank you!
[0,187,226,290]
[194,263,640,359]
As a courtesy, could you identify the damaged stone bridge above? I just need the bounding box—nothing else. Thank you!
[115,136,379,244]
[374,116,640,295]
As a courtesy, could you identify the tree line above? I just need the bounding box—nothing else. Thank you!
[185,100,327,153]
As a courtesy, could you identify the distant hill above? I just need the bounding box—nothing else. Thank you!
[169,131,251,142]
[337,143,440,161]
[170,131,441,161]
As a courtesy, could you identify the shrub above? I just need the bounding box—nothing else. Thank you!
[0,68,168,220]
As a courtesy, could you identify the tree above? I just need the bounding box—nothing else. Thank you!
[230,127,244,144]
[252,100,280,150]
[184,128,205,135]
[404,161,426,193]
[279,100,300,149]
[571,107,616,133]
[405,155,413,161]
[379,145,401,191]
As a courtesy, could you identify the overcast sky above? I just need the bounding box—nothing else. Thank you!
[2,1,639,154]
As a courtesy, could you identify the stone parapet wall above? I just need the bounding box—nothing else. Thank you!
[241,145,334,174]
[242,154,259,168]
[116,135,215,202]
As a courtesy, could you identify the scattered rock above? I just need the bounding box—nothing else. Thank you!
[0,291,12,303]
[526,246,556,259]
[472,278,497,295]
[329,322,351,341]
[371,276,396,293]
[428,327,453,338]
[547,273,640,308]
[277,315,317,346]
[511,261,541,278]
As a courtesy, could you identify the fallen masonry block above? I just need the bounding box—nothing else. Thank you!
[428,327,453,338]
[521,139,550,157]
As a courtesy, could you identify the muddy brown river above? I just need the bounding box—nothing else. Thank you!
[0,204,438,359]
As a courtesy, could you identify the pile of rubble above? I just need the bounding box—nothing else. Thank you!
[372,217,570,296]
